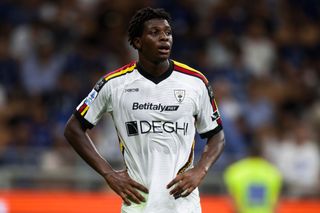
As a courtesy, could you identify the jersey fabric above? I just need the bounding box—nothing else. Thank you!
[74,60,223,213]
[224,158,282,213]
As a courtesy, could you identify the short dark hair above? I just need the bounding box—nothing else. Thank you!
[128,7,171,48]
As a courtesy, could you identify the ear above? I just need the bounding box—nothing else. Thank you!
[133,37,141,50]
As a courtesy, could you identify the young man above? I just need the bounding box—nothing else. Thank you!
[64,7,225,213]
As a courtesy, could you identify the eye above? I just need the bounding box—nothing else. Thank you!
[149,30,158,36]
[165,30,172,36]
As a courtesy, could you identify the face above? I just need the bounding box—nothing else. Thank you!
[134,19,173,63]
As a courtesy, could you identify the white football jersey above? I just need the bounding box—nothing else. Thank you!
[75,60,223,213]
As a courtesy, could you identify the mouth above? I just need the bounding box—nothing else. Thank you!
[157,44,171,55]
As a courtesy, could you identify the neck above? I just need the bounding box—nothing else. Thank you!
[138,58,170,77]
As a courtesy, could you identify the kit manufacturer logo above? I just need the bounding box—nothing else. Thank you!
[125,88,139,92]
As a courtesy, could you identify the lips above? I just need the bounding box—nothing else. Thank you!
[158,44,171,54]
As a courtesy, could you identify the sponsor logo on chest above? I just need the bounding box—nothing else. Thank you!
[132,102,179,112]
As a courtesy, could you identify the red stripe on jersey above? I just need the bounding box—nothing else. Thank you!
[212,99,219,111]
[174,64,209,85]
[78,103,87,113]
[212,100,217,110]
[103,61,136,79]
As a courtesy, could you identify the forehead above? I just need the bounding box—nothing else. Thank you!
[143,19,171,30]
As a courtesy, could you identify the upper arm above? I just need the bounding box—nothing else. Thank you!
[64,114,86,140]
[74,77,112,130]
[195,81,223,139]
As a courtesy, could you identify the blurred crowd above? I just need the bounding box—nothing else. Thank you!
[0,0,319,198]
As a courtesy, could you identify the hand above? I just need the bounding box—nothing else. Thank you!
[104,170,148,206]
[166,167,206,199]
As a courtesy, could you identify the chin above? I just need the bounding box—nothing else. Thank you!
[157,54,171,61]
[153,58,169,64]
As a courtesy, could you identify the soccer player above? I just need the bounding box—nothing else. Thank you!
[64,7,225,213]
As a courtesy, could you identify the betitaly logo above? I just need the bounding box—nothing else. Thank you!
[132,102,179,112]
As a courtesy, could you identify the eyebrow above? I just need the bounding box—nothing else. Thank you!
[148,25,171,30]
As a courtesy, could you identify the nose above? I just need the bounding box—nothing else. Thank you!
[159,31,169,41]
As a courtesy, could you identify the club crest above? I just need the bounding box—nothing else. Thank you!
[174,90,185,103]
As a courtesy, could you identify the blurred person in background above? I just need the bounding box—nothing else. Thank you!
[242,80,275,132]
[269,120,320,198]
[211,79,247,171]
[1,115,38,168]
[241,20,276,78]
[64,7,225,213]
[224,140,282,213]
[0,33,21,98]
[20,28,65,96]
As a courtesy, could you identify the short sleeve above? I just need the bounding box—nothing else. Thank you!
[195,82,223,139]
[74,77,112,130]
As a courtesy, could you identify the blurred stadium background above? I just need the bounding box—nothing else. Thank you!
[0,0,319,212]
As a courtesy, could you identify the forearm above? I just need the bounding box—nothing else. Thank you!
[64,115,114,178]
[167,130,225,198]
[195,130,225,174]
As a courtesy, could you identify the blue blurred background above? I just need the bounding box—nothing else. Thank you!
[0,0,319,199]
